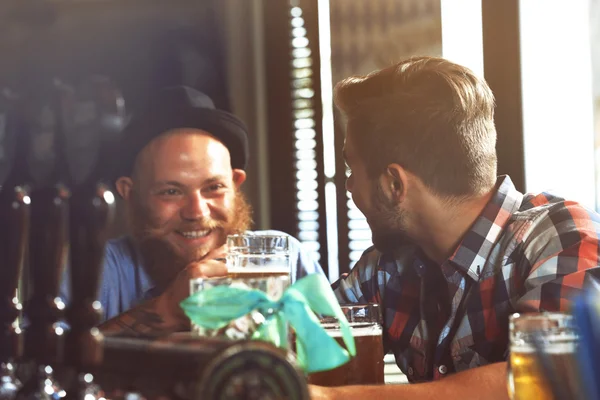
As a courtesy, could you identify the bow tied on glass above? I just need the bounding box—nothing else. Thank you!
[180,274,356,374]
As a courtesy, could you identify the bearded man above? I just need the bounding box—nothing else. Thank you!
[310,56,600,400]
[60,86,322,336]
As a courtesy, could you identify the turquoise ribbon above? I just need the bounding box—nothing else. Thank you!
[180,274,356,374]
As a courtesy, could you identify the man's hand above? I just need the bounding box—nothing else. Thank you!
[99,246,229,336]
[154,257,228,330]
[307,362,509,400]
[309,385,340,400]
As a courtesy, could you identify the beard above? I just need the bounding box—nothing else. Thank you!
[128,189,253,290]
[368,183,413,254]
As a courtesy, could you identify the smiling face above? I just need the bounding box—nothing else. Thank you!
[117,128,251,287]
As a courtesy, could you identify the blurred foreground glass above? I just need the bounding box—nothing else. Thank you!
[190,275,290,340]
[226,233,291,279]
[508,312,581,400]
[308,304,384,386]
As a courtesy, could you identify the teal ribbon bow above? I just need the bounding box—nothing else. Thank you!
[180,274,356,374]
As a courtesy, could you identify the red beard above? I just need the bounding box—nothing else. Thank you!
[128,190,252,290]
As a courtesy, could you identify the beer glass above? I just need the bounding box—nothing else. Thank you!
[308,304,385,386]
[507,312,581,400]
[190,275,290,340]
[226,233,291,279]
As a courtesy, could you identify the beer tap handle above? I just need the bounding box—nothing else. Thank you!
[0,185,30,362]
[22,83,70,366]
[61,76,117,369]
[25,183,69,365]
[65,182,114,367]
[0,89,29,400]
[55,76,117,400]
[0,89,29,364]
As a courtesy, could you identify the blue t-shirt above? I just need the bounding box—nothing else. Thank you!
[60,230,323,322]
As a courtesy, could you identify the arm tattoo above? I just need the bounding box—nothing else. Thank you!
[99,299,178,338]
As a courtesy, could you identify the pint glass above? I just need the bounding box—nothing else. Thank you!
[226,233,291,279]
[190,275,290,340]
[508,312,580,400]
[308,304,385,386]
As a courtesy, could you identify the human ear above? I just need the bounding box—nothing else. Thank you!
[115,176,134,200]
[385,164,408,201]
[232,169,247,188]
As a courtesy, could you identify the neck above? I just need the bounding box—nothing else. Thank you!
[410,190,495,265]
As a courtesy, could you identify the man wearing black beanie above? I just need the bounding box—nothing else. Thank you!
[60,86,322,336]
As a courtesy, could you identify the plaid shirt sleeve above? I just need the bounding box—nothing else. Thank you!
[331,246,387,305]
[515,197,600,312]
[331,247,379,304]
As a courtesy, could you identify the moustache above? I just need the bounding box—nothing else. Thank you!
[175,218,225,233]
[134,217,226,242]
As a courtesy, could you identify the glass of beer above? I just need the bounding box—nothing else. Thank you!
[507,312,581,400]
[190,275,290,340]
[308,303,385,386]
[226,233,291,280]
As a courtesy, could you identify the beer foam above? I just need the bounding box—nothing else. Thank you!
[512,342,577,355]
[228,266,290,274]
[325,324,382,338]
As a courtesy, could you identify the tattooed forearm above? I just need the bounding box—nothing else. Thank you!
[99,298,182,337]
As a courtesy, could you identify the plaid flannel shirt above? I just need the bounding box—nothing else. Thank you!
[333,175,600,382]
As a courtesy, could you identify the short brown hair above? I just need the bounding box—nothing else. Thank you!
[334,56,497,198]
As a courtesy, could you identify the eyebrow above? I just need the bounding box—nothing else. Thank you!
[154,180,185,188]
[203,175,228,185]
[153,175,229,188]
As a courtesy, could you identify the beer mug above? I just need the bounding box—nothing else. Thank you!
[226,233,291,280]
[189,275,290,340]
[507,312,581,400]
[308,303,385,386]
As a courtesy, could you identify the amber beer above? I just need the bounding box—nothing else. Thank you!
[226,267,290,300]
[308,322,385,386]
[509,343,580,400]
[225,233,292,289]
[508,313,580,400]
[227,266,290,280]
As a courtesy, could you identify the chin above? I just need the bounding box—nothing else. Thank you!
[177,244,209,262]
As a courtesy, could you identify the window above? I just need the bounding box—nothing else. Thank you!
[326,0,442,276]
[290,2,323,264]
[266,0,445,280]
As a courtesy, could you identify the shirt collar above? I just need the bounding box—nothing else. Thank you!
[447,175,524,280]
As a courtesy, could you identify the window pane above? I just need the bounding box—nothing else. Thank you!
[328,0,442,273]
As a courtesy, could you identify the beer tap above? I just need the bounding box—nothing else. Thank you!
[60,76,118,400]
[0,89,30,400]
[17,81,69,400]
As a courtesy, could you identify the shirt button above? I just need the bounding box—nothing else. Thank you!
[407,367,414,376]
[438,365,448,375]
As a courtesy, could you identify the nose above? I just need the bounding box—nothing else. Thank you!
[181,191,211,221]
[345,175,353,193]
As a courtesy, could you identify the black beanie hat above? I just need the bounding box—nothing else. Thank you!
[114,86,249,179]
